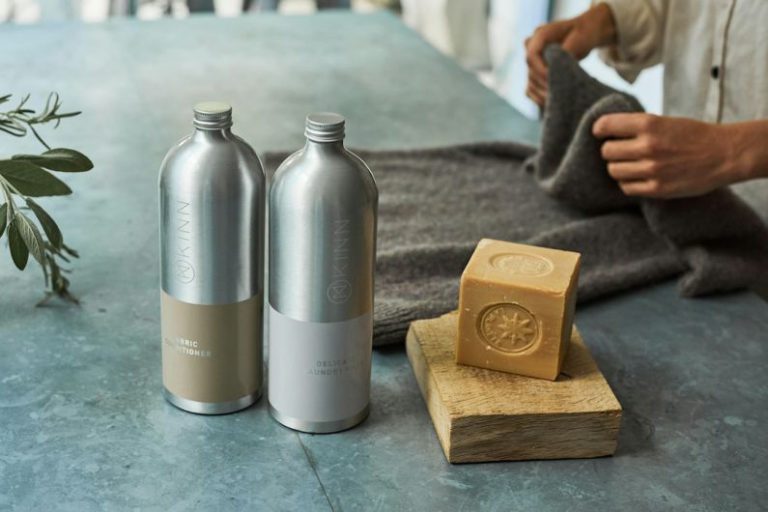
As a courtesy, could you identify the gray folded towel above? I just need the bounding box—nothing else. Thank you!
[528,46,768,297]
[264,47,768,346]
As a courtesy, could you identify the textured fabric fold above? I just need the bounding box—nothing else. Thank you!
[264,48,767,346]
[527,45,768,297]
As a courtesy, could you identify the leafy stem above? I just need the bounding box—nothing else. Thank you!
[0,93,93,305]
[0,177,17,214]
[0,93,81,150]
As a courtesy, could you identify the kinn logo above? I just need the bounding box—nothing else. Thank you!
[326,219,352,304]
[175,259,195,284]
[327,279,352,304]
[174,200,196,284]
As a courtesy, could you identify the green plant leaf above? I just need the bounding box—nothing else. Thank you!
[62,242,79,258]
[26,199,63,249]
[0,202,7,239]
[1,93,87,303]
[13,148,93,172]
[7,218,29,270]
[0,160,71,196]
[0,118,27,137]
[13,212,45,264]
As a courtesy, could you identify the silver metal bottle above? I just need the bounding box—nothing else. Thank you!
[268,113,378,433]
[159,102,265,414]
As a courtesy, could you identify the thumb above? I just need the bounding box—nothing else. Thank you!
[561,30,590,60]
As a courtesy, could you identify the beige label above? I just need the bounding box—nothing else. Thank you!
[161,291,262,403]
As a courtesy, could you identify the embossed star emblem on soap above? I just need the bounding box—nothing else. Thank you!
[479,303,539,353]
[498,313,534,343]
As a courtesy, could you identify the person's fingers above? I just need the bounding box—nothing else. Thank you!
[618,179,661,197]
[601,138,650,161]
[561,30,589,60]
[526,85,546,108]
[525,30,550,82]
[527,76,547,97]
[528,67,548,91]
[593,113,656,138]
[607,160,656,181]
[526,81,546,108]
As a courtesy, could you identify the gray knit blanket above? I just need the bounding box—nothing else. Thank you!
[265,46,768,346]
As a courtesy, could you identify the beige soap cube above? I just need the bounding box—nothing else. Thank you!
[456,239,581,380]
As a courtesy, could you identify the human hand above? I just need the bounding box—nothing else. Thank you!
[525,3,617,107]
[592,113,744,199]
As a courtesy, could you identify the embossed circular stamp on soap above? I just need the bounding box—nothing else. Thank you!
[489,253,553,277]
[478,303,539,353]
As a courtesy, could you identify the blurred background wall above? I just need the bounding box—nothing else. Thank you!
[1,0,662,119]
[402,0,662,118]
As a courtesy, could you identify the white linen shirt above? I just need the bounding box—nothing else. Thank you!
[597,0,768,123]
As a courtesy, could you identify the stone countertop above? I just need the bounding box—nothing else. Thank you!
[0,12,766,512]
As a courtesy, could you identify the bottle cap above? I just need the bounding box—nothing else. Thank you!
[193,101,233,129]
[305,112,345,142]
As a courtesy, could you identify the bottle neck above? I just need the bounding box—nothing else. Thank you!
[304,138,345,155]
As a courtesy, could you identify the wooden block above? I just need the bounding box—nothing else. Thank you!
[406,313,622,463]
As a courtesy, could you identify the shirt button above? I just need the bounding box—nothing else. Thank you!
[711,65,720,79]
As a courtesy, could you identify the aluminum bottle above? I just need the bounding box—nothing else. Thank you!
[268,113,378,433]
[159,102,265,414]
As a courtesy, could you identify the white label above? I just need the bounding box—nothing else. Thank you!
[268,306,372,423]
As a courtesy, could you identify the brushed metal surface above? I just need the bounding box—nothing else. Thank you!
[269,138,378,322]
[268,403,370,434]
[159,119,266,305]
[164,388,260,415]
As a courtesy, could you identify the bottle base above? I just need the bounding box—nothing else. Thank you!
[163,388,261,415]
[268,403,370,434]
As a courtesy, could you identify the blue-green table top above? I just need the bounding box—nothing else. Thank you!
[1,12,766,512]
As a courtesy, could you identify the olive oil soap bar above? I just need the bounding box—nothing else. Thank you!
[456,239,581,380]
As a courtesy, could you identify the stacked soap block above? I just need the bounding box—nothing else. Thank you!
[405,239,623,464]
[456,239,581,380]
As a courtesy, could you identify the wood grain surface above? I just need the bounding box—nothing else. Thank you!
[406,312,622,463]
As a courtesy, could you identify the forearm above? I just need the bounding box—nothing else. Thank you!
[579,3,618,49]
[724,120,768,183]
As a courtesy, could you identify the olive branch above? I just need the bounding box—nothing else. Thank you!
[0,93,94,305]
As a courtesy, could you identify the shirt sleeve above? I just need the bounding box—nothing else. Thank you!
[593,0,668,83]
